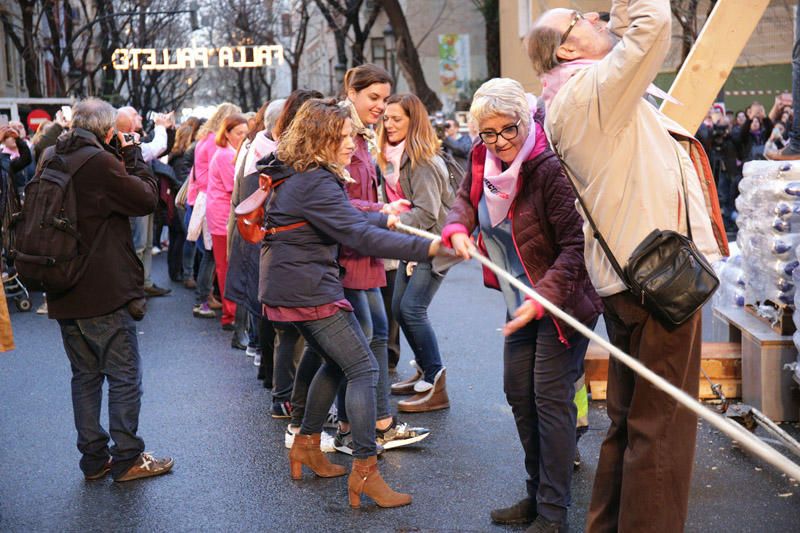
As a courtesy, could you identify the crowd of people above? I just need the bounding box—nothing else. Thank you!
[9,0,790,531]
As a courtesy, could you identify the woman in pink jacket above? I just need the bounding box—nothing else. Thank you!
[206,114,249,330]
[186,102,240,319]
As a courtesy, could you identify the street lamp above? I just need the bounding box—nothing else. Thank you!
[383,24,397,83]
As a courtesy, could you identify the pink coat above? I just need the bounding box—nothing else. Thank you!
[340,135,386,290]
[187,132,216,206]
[205,145,236,235]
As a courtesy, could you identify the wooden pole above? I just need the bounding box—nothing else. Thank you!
[661,0,771,133]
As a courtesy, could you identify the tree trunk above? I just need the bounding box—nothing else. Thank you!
[482,0,500,78]
[19,1,42,97]
[380,0,441,111]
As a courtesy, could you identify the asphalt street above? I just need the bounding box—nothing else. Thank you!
[2,255,800,532]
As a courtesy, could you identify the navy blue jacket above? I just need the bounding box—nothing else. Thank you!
[258,155,431,308]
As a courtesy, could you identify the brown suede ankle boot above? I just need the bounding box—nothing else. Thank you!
[289,433,346,480]
[397,367,450,413]
[348,455,412,509]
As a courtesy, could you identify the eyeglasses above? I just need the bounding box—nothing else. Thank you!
[479,120,521,145]
[561,11,583,44]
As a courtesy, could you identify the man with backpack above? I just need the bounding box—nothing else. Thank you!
[23,98,174,482]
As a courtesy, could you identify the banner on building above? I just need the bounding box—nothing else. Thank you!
[438,34,470,99]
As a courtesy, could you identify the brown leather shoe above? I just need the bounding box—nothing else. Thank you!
[84,458,112,481]
[207,294,223,310]
[114,452,174,482]
[183,278,197,289]
[289,433,347,480]
[390,360,423,395]
[397,367,450,413]
[348,455,411,508]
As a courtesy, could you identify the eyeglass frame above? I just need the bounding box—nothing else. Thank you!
[561,11,583,44]
[478,119,522,145]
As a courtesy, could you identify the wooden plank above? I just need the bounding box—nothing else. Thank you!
[661,0,771,134]
[589,378,740,400]
[589,380,607,401]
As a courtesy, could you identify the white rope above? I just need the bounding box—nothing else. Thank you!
[395,221,800,481]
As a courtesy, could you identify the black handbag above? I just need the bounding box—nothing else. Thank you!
[558,147,719,326]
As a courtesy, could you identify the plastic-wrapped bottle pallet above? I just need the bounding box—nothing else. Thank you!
[736,161,800,316]
[712,243,745,310]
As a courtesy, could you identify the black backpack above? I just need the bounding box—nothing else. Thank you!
[10,145,103,293]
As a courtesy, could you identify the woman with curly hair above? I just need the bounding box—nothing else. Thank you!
[258,99,442,508]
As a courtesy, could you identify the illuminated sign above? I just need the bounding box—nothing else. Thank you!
[111,44,284,70]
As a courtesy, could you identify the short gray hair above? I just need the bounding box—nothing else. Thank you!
[264,99,286,131]
[72,98,117,139]
[526,24,563,75]
[470,78,531,130]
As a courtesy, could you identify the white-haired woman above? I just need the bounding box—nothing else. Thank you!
[442,78,601,532]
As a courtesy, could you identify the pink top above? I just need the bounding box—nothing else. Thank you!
[263,299,354,322]
[205,144,236,235]
[187,133,217,206]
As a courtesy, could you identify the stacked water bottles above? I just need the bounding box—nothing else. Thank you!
[735,160,800,311]
[712,243,745,309]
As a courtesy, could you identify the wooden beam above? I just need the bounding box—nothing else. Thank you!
[661,0,771,133]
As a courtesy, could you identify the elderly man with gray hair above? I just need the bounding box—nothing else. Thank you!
[43,98,174,483]
[526,1,728,532]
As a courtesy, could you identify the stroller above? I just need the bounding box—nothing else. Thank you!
[1,165,32,312]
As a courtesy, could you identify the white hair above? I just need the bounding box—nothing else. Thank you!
[470,78,531,130]
[264,99,287,131]
[72,98,117,139]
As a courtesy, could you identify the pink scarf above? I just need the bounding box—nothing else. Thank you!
[540,59,681,110]
[1,145,19,159]
[482,95,540,227]
[383,140,406,193]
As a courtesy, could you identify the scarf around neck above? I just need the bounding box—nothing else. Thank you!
[539,59,681,110]
[339,99,378,160]
[383,140,406,192]
[482,94,540,227]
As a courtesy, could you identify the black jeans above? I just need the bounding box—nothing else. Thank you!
[294,310,378,458]
[272,323,304,402]
[167,208,187,281]
[504,317,595,523]
[58,306,145,478]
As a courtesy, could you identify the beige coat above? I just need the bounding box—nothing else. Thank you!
[545,0,726,297]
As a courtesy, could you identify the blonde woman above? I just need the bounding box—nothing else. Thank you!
[377,93,454,412]
[186,102,241,318]
[258,99,441,508]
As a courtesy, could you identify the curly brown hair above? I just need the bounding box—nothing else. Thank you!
[276,99,351,177]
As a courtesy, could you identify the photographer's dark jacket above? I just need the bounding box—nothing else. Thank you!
[46,128,158,319]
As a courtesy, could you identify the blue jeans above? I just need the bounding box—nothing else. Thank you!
[195,247,215,304]
[392,261,444,383]
[181,206,197,281]
[504,317,596,523]
[295,310,378,459]
[57,306,145,478]
[130,214,153,288]
[337,287,390,422]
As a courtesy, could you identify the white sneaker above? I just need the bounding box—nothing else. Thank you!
[151,246,161,256]
[245,346,258,358]
[284,425,335,453]
[36,302,48,315]
[253,352,261,366]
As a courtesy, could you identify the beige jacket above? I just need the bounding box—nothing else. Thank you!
[545,0,726,297]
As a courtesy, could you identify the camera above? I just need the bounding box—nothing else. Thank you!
[430,112,447,140]
[122,132,138,144]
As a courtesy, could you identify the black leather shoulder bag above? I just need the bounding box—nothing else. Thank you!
[557,145,719,326]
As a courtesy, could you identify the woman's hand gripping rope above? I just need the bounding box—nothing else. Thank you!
[393,221,800,482]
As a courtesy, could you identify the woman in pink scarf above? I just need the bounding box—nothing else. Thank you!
[442,78,601,531]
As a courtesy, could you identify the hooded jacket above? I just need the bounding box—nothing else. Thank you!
[257,155,431,308]
[45,128,158,319]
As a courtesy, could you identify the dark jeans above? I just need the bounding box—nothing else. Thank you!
[290,345,322,427]
[272,323,304,402]
[392,261,444,383]
[587,292,701,533]
[257,316,276,383]
[337,288,390,423]
[504,316,594,523]
[295,310,378,459]
[194,246,215,304]
[182,206,197,281]
[382,268,401,368]
[58,306,145,478]
[167,207,187,281]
